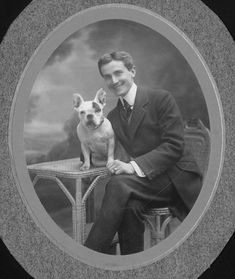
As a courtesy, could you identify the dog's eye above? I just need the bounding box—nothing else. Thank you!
[80,111,85,115]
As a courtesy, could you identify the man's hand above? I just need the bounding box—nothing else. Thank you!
[106,159,135,175]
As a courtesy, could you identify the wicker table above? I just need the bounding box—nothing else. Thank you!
[27,158,110,244]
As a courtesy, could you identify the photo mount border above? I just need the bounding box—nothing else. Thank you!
[0,1,234,278]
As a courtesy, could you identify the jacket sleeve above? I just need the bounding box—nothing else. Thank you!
[134,92,185,180]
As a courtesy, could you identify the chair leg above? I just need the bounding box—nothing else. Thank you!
[142,208,173,247]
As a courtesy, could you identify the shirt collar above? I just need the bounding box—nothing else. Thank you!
[120,82,137,107]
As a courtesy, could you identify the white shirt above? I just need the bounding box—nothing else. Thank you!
[120,82,137,107]
[119,82,145,177]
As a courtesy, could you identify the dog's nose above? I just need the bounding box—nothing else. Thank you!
[87,114,93,120]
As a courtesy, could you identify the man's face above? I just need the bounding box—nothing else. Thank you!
[100,60,136,98]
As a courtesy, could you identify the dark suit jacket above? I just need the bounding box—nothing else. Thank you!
[107,87,202,212]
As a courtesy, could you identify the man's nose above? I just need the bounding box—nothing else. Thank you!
[111,75,118,84]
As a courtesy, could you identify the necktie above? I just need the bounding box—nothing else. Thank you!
[122,99,132,120]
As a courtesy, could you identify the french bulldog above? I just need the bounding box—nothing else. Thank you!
[73,88,115,171]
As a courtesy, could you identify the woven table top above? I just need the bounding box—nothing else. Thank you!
[27,157,109,178]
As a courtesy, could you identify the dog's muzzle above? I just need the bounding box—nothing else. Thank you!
[85,117,104,130]
[87,114,94,120]
[86,119,99,129]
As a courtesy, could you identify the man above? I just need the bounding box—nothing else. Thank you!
[84,51,202,255]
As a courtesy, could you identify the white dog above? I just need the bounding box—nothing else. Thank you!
[73,89,115,170]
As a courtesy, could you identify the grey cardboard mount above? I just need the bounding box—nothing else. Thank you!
[0,0,234,278]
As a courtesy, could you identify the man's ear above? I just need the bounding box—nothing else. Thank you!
[131,66,136,78]
[94,88,106,107]
[73,93,84,110]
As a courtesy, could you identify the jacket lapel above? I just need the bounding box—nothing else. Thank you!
[129,88,148,139]
[110,100,131,149]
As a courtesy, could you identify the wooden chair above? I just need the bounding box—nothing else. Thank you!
[142,119,211,247]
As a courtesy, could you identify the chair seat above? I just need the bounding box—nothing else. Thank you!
[144,207,171,216]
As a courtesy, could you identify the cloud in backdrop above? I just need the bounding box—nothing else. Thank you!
[24,19,209,164]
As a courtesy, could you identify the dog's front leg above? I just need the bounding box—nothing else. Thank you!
[106,136,115,166]
[80,143,91,170]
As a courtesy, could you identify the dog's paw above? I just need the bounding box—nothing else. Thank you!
[80,163,90,171]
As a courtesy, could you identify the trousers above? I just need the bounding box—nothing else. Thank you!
[84,172,189,255]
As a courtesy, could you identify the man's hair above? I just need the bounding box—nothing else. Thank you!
[98,51,135,76]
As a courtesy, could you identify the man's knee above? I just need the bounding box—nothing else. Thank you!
[104,175,136,205]
[106,174,130,191]
[108,174,131,185]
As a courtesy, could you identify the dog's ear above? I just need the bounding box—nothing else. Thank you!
[73,94,84,110]
[94,88,106,107]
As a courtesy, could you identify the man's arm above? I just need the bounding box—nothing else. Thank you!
[106,90,185,178]
[134,91,185,180]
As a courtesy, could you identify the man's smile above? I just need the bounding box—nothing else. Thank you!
[111,83,123,89]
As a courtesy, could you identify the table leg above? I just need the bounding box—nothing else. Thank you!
[75,177,82,243]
